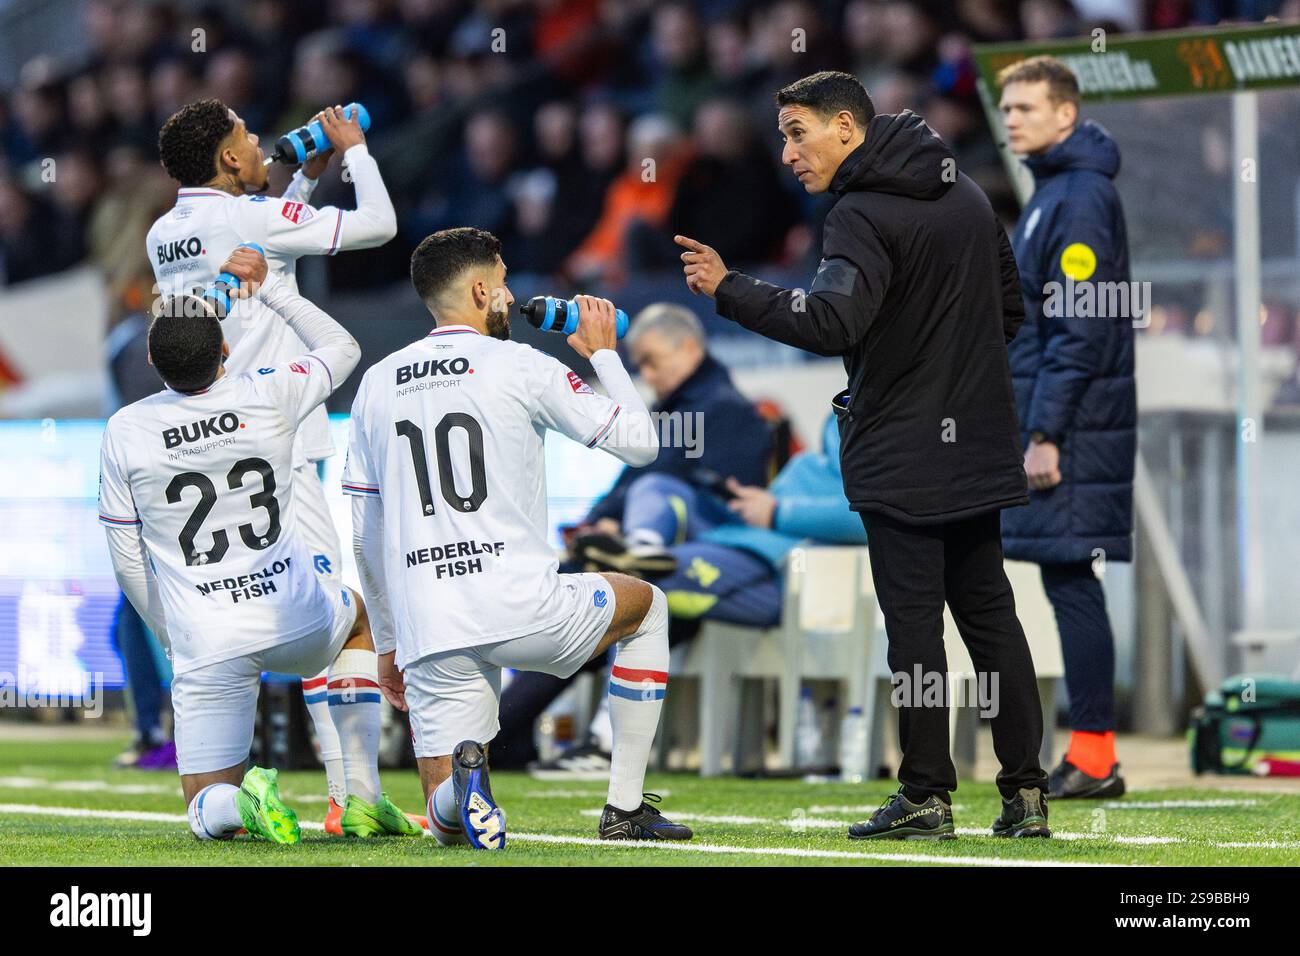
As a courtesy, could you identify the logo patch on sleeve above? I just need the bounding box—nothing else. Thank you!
[289,362,309,374]
[1060,242,1097,281]
[567,371,593,394]
[281,201,315,224]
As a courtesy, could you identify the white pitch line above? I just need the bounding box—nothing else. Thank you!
[578,808,848,829]
[505,832,1119,866]
[1101,799,1259,810]
[0,776,178,796]
[3,800,1287,859]
[0,802,328,831]
[0,801,1119,867]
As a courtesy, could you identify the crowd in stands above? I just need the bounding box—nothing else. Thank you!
[0,0,1296,331]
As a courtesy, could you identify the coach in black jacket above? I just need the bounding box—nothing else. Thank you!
[677,71,1051,840]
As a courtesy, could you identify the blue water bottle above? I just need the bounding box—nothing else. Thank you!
[520,296,629,338]
[203,242,265,317]
[268,103,371,166]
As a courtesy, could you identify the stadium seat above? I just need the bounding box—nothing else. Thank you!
[944,561,1065,776]
[675,550,1063,779]
[677,546,883,777]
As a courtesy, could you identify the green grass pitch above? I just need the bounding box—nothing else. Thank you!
[0,738,1297,866]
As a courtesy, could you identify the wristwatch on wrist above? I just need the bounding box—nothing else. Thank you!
[1029,430,1050,445]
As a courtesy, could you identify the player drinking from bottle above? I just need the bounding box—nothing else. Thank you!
[146,100,418,833]
[100,246,412,843]
[346,228,692,848]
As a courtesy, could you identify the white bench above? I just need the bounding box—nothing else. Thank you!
[674,547,1063,778]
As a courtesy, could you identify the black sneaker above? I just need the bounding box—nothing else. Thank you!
[991,787,1052,838]
[451,740,506,849]
[1048,759,1126,800]
[528,742,613,781]
[847,791,955,840]
[598,793,693,841]
[572,531,677,576]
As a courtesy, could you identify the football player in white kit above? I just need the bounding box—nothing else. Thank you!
[100,246,418,843]
[346,228,693,848]
[146,99,414,833]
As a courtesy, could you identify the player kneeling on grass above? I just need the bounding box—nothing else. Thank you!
[99,246,420,844]
[346,227,692,849]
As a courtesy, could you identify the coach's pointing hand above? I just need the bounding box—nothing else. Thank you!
[675,235,727,298]
[568,294,619,358]
[219,245,268,298]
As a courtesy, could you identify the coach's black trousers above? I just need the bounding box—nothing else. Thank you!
[860,510,1049,801]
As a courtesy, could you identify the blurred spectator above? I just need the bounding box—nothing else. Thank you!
[650,3,715,129]
[629,98,798,269]
[571,302,772,561]
[102,62,156,153]
[0,174,84,286]
[205,47,271,137]
[0,0,1290,304]
[567,113,689,285]
[1021,0,1081,40]
[407,108,519,246]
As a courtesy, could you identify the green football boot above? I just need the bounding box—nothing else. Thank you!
[340,792,424,837]
[236,766,301,845]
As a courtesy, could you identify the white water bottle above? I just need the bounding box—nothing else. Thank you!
[838,706,869,783]
[794,687,822,769]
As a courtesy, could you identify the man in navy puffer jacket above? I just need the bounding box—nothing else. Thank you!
[998,56,1136,800]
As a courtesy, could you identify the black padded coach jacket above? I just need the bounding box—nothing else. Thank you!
[714,109,1029,525]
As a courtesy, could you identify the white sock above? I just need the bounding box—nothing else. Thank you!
[606,585,669,812]
[428,777,467,846]
[327,648,383,804]
[303,672,346,806]
[590,688,614,753]
[188,783,243,840]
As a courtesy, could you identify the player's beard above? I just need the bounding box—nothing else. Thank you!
[486,308,511,341]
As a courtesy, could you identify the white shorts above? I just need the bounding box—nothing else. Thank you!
[406,572,615,758]
[172,585,358,775]
[293,462,343,590]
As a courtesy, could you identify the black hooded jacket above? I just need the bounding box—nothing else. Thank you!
[714,110,1029,524]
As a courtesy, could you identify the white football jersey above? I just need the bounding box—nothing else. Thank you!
[99,357,338,675]
[343,327,630,665]
[146,149,386,462]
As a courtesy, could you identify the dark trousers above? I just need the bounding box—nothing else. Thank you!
[860,510,1048,801]
[1040,561,1116,733]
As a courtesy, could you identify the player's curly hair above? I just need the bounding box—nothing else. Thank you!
[149,295,225,392]
[158,99,234,187]
[410,227,503,307]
